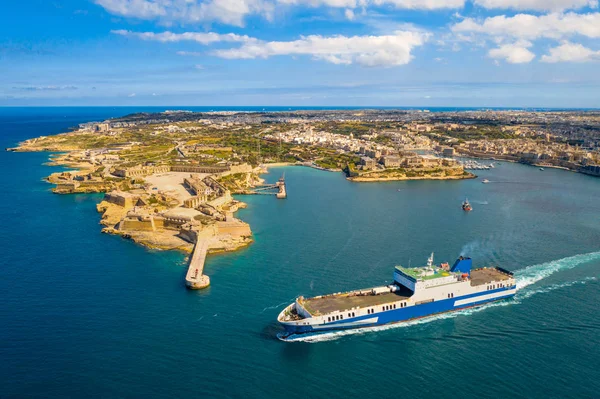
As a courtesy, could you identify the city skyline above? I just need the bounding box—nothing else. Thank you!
[2,0,600,107]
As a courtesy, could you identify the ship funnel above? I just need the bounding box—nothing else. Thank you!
[451,256,472,275]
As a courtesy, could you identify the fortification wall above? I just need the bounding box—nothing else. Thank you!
[178,228,198,244]
[104,192,136,208]
[55,182,80,193]
[171,165,229,174]
[220,164,253,177]
[153,216,165,230]
[216,221,251,238]
[120,218,155,231]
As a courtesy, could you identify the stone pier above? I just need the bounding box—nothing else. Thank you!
[185,239,210,289]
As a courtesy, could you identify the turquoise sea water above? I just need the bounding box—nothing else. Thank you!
[1,107,600,398]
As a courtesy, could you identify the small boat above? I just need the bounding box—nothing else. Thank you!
[462,198,472,212]
[482,179,490,184]
[539,167,544,171]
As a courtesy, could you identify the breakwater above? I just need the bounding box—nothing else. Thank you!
[185,239,210,289]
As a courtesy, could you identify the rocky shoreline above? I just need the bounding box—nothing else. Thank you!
[348,172,477,182]
[13,144,259,261]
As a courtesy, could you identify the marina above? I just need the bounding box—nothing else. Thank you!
[459,160,495,170]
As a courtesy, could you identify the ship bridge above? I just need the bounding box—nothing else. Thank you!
[394,265,460,291]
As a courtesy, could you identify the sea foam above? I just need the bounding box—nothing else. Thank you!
[515,251,600,290]
[281,251,600,343]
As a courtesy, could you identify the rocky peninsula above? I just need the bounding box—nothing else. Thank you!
[7,110,483,267]
[19,108,600,287]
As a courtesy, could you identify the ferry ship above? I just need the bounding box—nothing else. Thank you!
[277,254,516,337]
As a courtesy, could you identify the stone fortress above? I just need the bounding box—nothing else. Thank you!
[90,162,257,289]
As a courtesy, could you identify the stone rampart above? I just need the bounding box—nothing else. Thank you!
[216,220,251,238]
[171,165,230,174]
[104,191,137,208]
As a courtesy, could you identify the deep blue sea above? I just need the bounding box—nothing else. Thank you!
[1,107,599,398]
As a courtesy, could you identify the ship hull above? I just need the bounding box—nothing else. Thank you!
[279,286,516,336]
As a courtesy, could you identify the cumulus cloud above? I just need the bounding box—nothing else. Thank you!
[372,0,465,9]
[96,0,600,28]
[451,12,600,41]
[541,41,600,62]
[488,41,535,63]
[474,0,598,11]
[281,0,465,8]
[277,0,358,7]
[449,10,600,64]
[112,29,255,44]
[212,31,429,67]
[96,0,273,27]
[95,0,472,28]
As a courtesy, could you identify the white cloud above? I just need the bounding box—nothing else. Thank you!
[176,51,203,56]
[112,29,256,44]
[451,11,600,63]
[96,0,273,27]
[345,8,355,20]
[455,12,600,40]
[96,0,600,28]
[541,41,600,62]
[281,0,465,8]
[277,0,357,7]
[474,0,598,11]
[372,0,465,9]
[488,41,535,63]
[212,31,429,67]
[452,12,600,41]
[128,93,136,97]
[97,0,469,28]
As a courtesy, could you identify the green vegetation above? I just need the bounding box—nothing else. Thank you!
[432,126,519,141]
[315,153,360,170]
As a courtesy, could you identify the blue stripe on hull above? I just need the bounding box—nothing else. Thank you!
[282,286,516,335]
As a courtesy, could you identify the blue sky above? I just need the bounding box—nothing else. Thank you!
[1,0,600,107]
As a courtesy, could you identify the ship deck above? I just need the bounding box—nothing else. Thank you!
[300,268,512,316]
[470,268,512,286]
[301,288,412,316]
